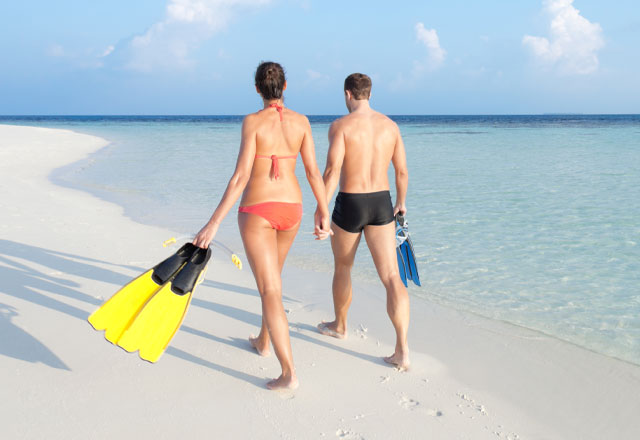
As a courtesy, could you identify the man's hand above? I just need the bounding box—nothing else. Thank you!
[394,203,407,216]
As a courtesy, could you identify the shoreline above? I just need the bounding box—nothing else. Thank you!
[1,123,639,438]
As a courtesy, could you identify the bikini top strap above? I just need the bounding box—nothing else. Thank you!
[254,154,297,180]
[269,103,284,121]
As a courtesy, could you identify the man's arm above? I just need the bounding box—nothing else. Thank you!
[322,120,346,204]
[391,125,408,215]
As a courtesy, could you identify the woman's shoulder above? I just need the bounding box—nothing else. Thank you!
[241,111,262,127]
[243,107,310,131]
[283,108,310,127]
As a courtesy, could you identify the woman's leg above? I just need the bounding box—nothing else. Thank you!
[248,215,300,356]
[239,212,300,389]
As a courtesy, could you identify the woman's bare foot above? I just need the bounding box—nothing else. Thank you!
[383,350,410,371]
[317,321,347,339]
[249,334,270,357]
[266,373,299,390]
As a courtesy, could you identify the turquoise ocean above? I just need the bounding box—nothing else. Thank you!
[2,115,639,365]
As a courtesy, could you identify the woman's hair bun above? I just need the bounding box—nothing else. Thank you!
[255,62,286,100]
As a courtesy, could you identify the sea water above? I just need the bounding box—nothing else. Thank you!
[2,115,639,365]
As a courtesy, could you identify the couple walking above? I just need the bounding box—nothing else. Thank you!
[193,62,410,390]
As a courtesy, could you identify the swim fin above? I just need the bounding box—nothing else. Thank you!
[88,243,199,343]
[396,245,408,286]
[117,245,212,362]
[395,214,421,287]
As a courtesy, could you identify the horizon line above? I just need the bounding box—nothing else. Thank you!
[2,113,640,117]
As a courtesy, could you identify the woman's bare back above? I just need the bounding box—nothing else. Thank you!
[241,106,309,205]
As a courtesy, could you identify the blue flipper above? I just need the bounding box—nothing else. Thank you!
[402,237,421,286]
[395,213,421,287]
[397,245,408,287]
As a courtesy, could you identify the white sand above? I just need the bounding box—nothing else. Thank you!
[1,124,639,439]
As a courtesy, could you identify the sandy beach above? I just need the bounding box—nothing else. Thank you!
[1,123,639,439]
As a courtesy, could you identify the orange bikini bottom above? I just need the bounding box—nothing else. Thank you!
[238,202,303,231]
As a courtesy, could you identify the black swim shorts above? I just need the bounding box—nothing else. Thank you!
[332,190,395,233]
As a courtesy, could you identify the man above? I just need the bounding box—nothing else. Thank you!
[316,73,410,369]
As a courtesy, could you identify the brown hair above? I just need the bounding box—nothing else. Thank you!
[254,61,286,100]
[344,73,371,100]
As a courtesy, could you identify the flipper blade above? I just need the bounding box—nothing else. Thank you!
[117,284,193,362]
[88,269,159,343]
[405,237,421,286]
[397,246,408,287]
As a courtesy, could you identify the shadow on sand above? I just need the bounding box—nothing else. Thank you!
[0,239,379,382]
[0,303,70,370]
[0,239,273,380]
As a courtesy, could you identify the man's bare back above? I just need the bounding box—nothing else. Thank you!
[330,109,404,194]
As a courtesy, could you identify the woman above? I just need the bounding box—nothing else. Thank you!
[193,61,332,390]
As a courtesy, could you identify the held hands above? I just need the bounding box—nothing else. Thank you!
[393,203,407,216]
[313,207,333,240]
[192,221,220,249]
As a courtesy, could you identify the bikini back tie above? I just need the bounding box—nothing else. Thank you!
[255,154,297,180]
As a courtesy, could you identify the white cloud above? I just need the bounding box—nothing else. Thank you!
[109,0,272,72]
[390,23,446,91]
[523,0,604,75]
[415,22,446,71]
[306,69,328,81]
[100,45,115,58]
[47,44,114,68]
[47,44,65,57]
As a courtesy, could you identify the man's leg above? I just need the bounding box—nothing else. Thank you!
[364,222,410,369]
[317,222,361,339]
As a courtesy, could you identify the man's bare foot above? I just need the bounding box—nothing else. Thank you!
[317,321,347,339]
[383,351,410,371]
[249,334,270,357]
[266,374,299,390]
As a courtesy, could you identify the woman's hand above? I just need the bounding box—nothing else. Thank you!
[393,203,407,216]
[192,222,219,249]
[313,207,333,240]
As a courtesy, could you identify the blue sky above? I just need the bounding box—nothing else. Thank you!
[1,0,639,114]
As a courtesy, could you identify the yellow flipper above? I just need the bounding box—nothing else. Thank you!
[88,269,161,344]
[116,286,193,363]
[116,267,207,363]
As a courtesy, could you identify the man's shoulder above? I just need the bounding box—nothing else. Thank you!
[371,109,397,126]
[328,114,350,134]
[331,114,351,126]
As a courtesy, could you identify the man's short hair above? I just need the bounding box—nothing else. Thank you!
[344,73,371,100]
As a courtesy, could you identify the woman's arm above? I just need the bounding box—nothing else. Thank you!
[193,115,257,248]
[299,117,332,240]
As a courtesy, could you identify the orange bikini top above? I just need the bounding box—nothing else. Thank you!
[255,103,295,180]
[255,154,297,180]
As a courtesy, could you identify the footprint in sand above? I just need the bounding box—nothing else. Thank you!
[354,324,368,339]
[457,392,488,416]
[335,428,364,439]
[399,395,420,410]
[399,394,443,417]
[426,408,444,417]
